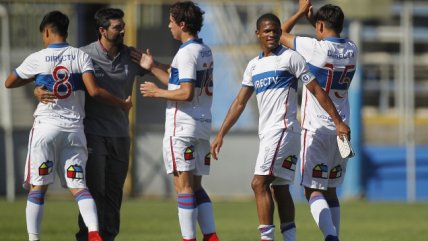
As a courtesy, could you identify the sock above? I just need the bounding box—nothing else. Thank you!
[327,200,340,236]
[177,193,197,240]
[26,190,45,241]
[309,194,337,239]
[74,189,99,232]
[280,222,296,241]
[259,224,275,241]
[195,189,217,237]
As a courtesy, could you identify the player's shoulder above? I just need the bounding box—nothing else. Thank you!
[31,48,47,57]
[278,46,306,64]
[345,39,358,50]
[246,55,261,69]
[295,36,318,46]
[68,45,90,58]
[177,41,209,61]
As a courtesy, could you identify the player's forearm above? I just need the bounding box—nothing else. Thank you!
[4,75,33,88]
[150,62,170,86]
[154,87,194,101]
[217,102,246,138]
[90,88,128,110]
[282,11,304,34]
[314,88,343,126]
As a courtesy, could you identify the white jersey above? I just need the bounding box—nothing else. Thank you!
[295,36,358,135]
[242,45,315,135]
[165,38,213,140]
[15,43,94,131]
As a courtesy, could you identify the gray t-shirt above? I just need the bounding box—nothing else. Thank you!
[81,41,145,137]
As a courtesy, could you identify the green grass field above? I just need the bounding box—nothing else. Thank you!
[1,197,427,241]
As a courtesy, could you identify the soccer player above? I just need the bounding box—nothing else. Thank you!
[131,1,219,241]
[280,1,358,241]
[211,13,350,241]
[4,11,132,241]
[34,8,147,241]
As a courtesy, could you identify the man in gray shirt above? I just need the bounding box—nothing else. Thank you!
[35,8,146,241]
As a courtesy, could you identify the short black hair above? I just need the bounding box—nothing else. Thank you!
[39,10,69,37]
[94,8,124,38]
[256,13,281,30]
[170,1,204,35]
[314,4,344,34]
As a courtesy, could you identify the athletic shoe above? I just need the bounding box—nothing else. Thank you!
[203,232,220,241]
[88,231,103,241]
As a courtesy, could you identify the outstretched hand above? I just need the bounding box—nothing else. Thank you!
[130,48,154,71]
[140,81,159,97]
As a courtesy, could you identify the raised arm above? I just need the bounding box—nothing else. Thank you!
[305,80,350,138]
[211,86,254,160]
[280,0,312,49]
[83,72,132,112]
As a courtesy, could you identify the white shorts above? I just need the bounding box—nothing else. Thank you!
[254,129,300,183]
[163,136,211,175]
[300,130,348,190]
[23,122,88,189]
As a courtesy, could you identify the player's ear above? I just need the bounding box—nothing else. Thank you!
[98,27,104,35]
[255,29,260,38]
[318,21,324,33]
[179,21,186,30]
[43,27,49,38]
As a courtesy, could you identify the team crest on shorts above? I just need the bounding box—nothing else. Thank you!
[329,165,342,179]
[67,165,84,179]
[39,160,53,176]
[282,155,297,171]
[312,163,328,179]
[204,153,211,165]
[184,146,195,160]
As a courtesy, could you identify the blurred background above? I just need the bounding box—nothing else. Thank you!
[0,0,427,202]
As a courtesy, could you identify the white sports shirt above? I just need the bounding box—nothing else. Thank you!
[15,43,94,131]
[294,37,358,135]
[242,45,315,135]
[165,38,213,140]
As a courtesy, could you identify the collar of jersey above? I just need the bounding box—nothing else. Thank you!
[47,43,69,48]
[179,38,203,49]
[323,37,346,43]
[258,45,285,59]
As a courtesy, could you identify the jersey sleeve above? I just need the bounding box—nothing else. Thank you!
[80,51,95,74]
[288,51,315,86]
[294,36,317,63]
[241,60,255,87]
[14,53,40,79]
[176,48,197,83]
